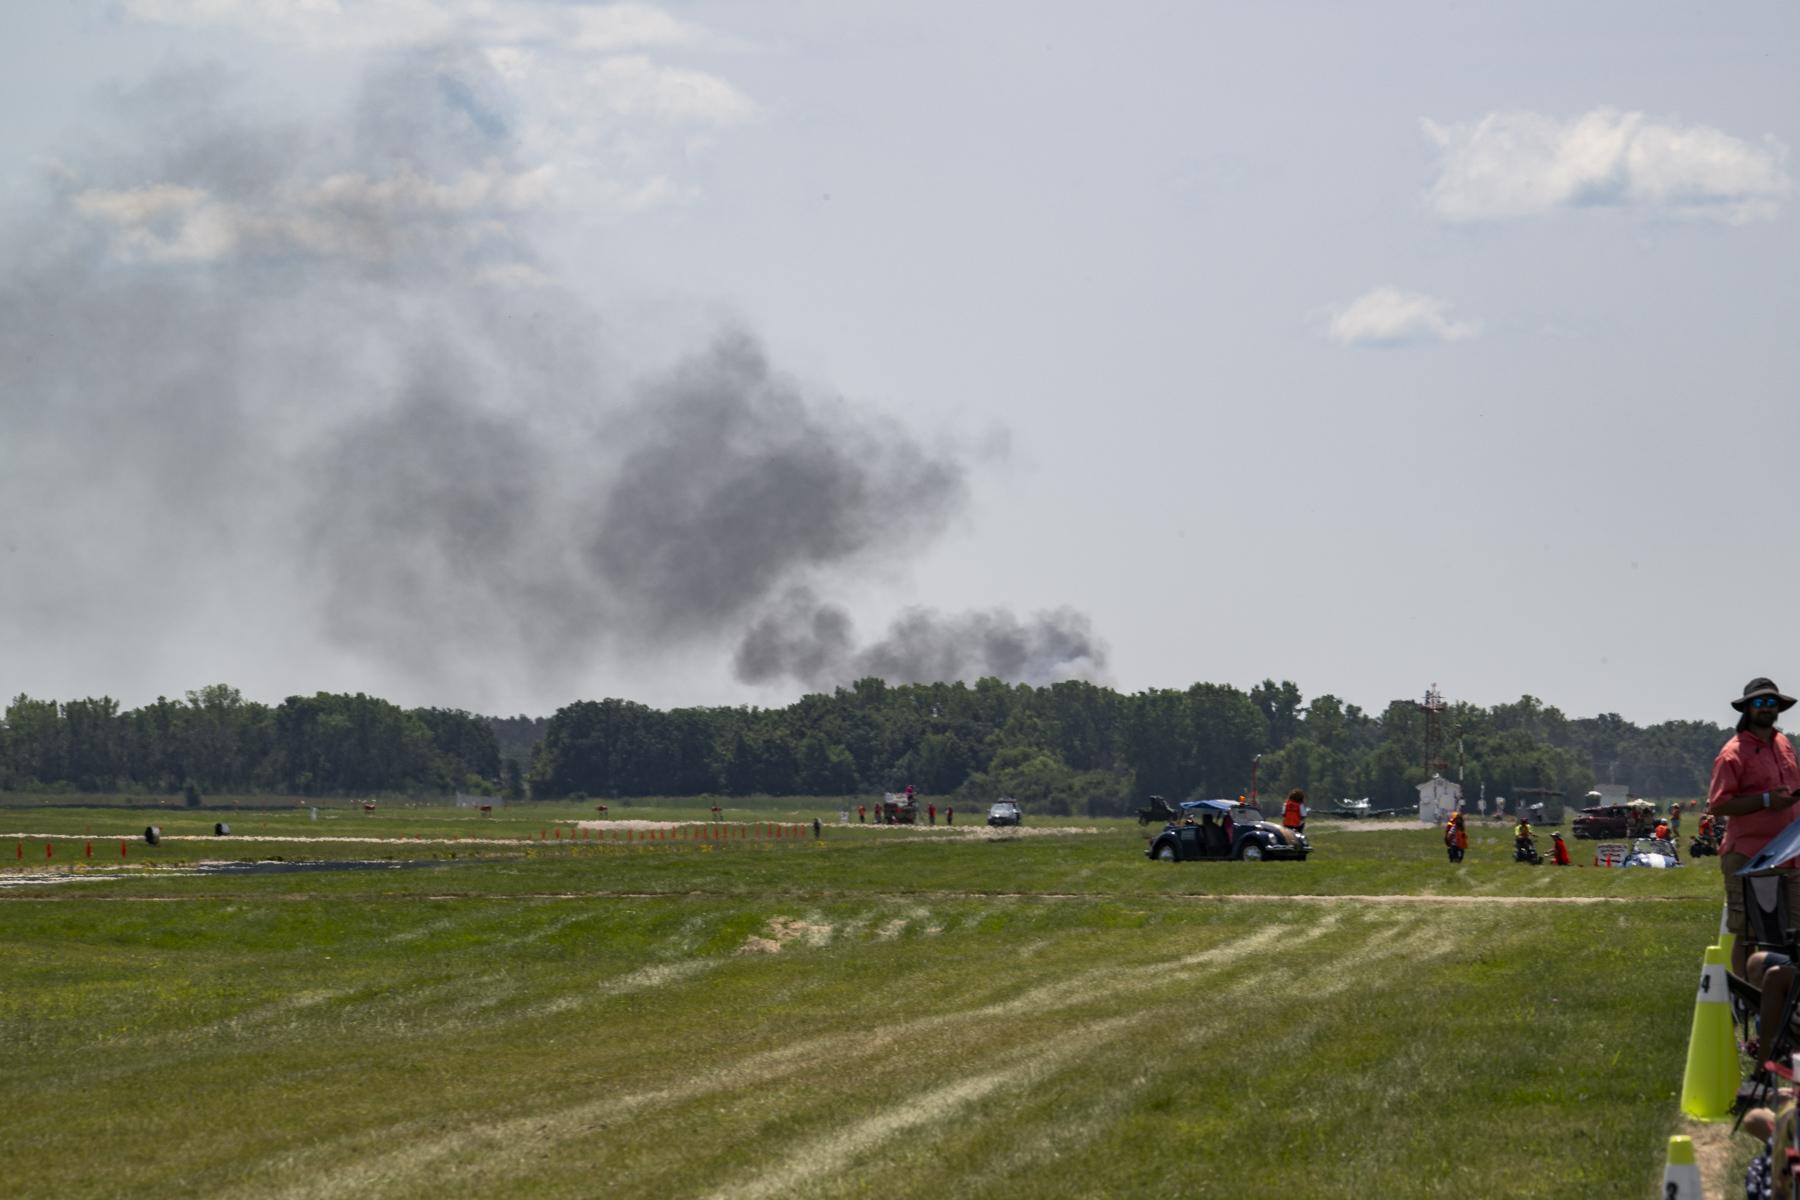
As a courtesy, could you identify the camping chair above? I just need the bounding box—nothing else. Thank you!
[1735,869,1800,1122]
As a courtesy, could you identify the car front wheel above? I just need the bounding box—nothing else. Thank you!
[1240,844,1265,862]
[1155,842,1178,861]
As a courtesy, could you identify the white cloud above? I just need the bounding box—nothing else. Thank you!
[566,4,701,52]
[1328,287,1480,348]
[1424,108,1792,224]
[69,163,563,264]
[109,4,754,235]
[71,182,208,225]
[308,162,559,213]
[74,183,237,262]
[583,55,756,126]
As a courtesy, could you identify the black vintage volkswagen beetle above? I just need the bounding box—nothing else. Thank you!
[1145,799,1310,863]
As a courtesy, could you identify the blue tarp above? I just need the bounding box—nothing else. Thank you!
[1178,799,1242,814]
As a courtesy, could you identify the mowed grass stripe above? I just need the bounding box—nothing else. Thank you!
[699,921,1402,1200]
[244,915,1335,1199]
[3,901,1313,1198]
[744,916,1458,1200]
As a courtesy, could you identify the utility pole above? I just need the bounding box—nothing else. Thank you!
[1250,754,1261,806]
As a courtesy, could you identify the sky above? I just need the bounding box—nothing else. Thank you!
[1,1,1797,725]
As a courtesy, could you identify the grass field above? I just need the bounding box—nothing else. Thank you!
[0,799,1736,1198]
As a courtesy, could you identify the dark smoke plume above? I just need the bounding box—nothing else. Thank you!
[588,334,966,637]
[0,49,1103,708]
[736,588,1108,689]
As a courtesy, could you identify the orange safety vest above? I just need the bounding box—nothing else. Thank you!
[1283,799,1303,828]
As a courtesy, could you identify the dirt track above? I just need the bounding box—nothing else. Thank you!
[0,879,1702,903]
[0,822,1102,847]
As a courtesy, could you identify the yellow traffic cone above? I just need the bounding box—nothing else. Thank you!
[1680,944,1740,1119]
[1720,901,1735,967]
[1661,1135,1701,1198]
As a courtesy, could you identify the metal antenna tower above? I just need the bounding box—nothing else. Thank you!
[1417,684,1448,776]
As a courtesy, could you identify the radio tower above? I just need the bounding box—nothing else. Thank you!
[1418,684,1448,776]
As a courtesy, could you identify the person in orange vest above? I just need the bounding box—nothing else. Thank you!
[1696,811,1716,852]
[1550,831,1571,866]
[857,805,866,823]
[1653,818,1671,840]
[928,803,937,825]
[1444,811,1467,863]
[1283,789,1306,835]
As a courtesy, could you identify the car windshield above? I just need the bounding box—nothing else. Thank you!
[990,803,1017,815]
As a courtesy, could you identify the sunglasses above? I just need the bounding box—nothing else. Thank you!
[1751,697,1784,709]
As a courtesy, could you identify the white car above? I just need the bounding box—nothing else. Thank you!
[1621,837,1682,869]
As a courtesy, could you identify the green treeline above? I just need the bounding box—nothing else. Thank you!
[0,685,502,799]
[0,679,1730,814]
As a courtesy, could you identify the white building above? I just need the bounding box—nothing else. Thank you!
[1416,773,1463,825]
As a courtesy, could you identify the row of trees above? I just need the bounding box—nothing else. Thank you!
[527,679,1730,815]
[0,679,1734,815]
[0,685,502,798]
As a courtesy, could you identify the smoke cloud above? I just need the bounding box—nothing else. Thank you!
[736,588,1108,689]
[0,47,1104,709]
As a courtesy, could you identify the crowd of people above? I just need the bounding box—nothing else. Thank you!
[1437,808,1580,865]
[1437,800,1699,866]
[851,785,955,826]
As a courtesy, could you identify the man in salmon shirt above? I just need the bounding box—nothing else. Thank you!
[1708,677,1800,977]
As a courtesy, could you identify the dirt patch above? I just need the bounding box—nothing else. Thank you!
[1162,892,1679,906]
[738,915,836,955]
[1680,1115,1738,1198]
[831,824,1104,843]
[1304,819,1427,833]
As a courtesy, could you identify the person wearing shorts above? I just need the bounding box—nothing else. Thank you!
[1708,677,1800,978]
